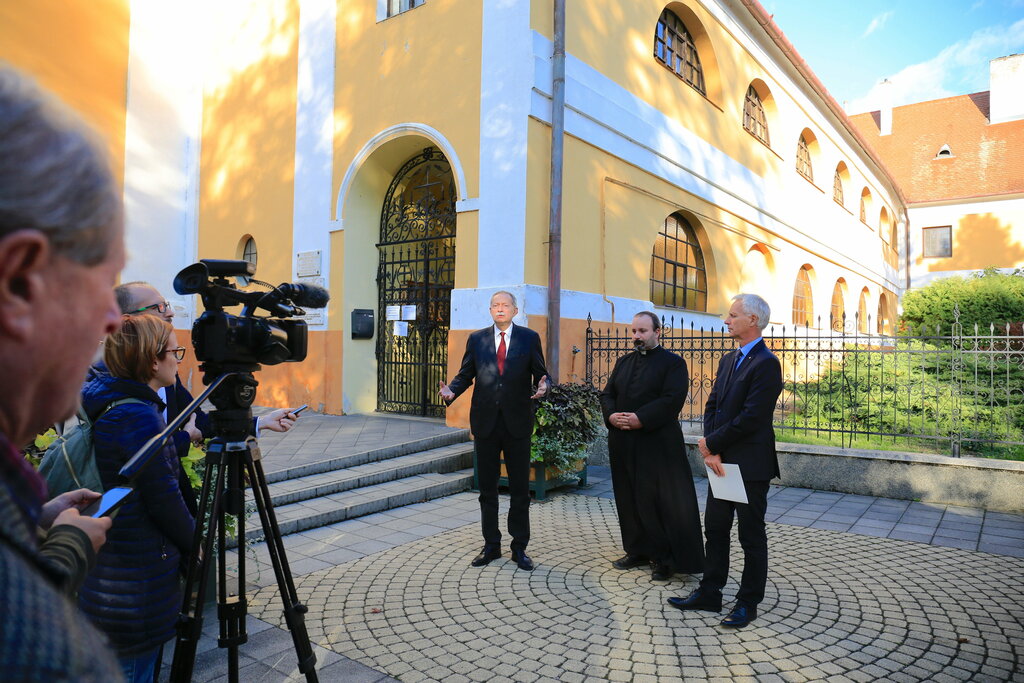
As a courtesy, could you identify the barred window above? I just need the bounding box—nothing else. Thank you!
[877,294,890,335]
[387,0,424,18]
[890,221,898,250]
[830,281,845,331]
[654,9,706,95]
[792,266,813,327]
[859,191,868,223]
[922,226,952,258]
[743,85,770,146]
[650,213,707,311]
[833,167,844,205]
[796,134,813,182]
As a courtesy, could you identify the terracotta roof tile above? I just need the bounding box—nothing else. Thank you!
[849,92,1024,203]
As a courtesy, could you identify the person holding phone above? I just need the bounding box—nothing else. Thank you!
[77,314,195,683]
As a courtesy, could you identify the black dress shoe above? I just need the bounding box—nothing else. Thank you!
[720,604,757,628]
[511,550,534,571]
[666,588,723,613]
[611,554,649,570]
[651,562,674,581]
[471,547,502,567]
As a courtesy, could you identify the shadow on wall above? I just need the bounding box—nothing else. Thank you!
[928,213,1024,272]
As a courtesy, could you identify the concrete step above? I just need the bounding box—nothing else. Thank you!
[261,428,471,484]
[257,442,475,507]
[239,468,474,544]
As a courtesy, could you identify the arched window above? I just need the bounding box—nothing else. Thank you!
[833,165,845,206]
[831,279,846,331]
[792,266,813,327]
[743,85,770,146]
[650,213,707,311]
[654,9,705,95]
[796,133,813,182]
[877,292,891,335]
[858,288,870,333]
[859,188,871,223]
[242,236,257,267]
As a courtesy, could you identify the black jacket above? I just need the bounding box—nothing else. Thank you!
[703,340,784,482]
[447,323,548,439]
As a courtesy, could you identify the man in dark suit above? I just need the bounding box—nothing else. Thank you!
[668,293,783,628]
[439,291,548,570]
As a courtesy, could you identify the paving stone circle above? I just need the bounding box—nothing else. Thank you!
[249,494,1024,682]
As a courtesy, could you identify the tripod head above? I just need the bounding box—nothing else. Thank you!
[202,362,261,445]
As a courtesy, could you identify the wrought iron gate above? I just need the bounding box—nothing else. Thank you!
[376,148,456,416]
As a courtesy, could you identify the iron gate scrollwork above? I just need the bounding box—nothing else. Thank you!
[376,148,456,416]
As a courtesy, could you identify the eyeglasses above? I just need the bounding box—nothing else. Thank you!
[130,300,171,315]
[159,346,187,361]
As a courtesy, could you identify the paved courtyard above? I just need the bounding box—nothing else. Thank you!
[161,414,1024,681]
[244,492,1022,682]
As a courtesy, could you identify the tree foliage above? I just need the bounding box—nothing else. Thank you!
[900,269,1024,334]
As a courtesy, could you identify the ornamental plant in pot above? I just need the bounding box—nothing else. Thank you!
[530,381,603,479]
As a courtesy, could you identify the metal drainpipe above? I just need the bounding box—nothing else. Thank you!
[547,0,566,383]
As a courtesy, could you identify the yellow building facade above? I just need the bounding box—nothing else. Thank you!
[2,0,905,424]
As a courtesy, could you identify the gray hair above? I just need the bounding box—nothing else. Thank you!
[490,290,517,308]
[733,293,771,331]
[0,64,119,265]
[114,281,152,314]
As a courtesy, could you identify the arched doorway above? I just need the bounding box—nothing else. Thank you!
[376,148,456,416]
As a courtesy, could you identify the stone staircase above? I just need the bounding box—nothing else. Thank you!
[237,429,474,544]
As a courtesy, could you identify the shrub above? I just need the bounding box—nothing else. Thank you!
[900,269,1024,334]
[531,382,602,472]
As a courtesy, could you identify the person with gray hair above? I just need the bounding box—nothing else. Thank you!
[668,293,783,628]
[0,64,125,680]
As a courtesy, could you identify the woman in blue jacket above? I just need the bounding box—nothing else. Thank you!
[78,314,195,683]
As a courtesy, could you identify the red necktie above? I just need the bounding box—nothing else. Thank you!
[497,332,506,375]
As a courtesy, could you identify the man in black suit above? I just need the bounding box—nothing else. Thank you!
[668,293,782,628]
[439,291,548,570]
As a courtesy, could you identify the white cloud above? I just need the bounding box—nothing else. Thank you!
[845,17,1024,113]
[861,11,894,39]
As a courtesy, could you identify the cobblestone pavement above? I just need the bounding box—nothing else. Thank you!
[247,493,1024,682]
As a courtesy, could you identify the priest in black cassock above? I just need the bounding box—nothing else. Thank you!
[600,311,704,581]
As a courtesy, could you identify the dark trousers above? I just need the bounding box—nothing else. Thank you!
[699,480,770,606]
[474,414,531,553]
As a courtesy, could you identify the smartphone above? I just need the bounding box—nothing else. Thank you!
[292,404,309,415]
[83,486,134,518]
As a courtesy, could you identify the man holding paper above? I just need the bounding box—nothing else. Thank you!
[668,294,782,628]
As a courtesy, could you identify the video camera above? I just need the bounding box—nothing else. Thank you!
[173,259,329,367]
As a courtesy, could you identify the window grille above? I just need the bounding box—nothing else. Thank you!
[796,134,813,182]
[922,226,952,258]
[830,282,845,331]
[743,85,770,145]
[654,10,706,95]
[650,213,707,311]
[833,167,844,205]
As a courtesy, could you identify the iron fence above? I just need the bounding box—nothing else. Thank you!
[585,307,1024,458]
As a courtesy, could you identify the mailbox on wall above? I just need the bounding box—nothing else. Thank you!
[351,309,374,339]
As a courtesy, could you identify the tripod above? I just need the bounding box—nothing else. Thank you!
[169,369,318,682]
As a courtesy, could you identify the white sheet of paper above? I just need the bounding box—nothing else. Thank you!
[393,321,409,337]
[385,305,401,321]
[704,463,748,504]
[401,305,417,320]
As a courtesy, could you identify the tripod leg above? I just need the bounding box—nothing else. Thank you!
[170,456,227,682]
[219,455,248,682]
[245,455,319,682]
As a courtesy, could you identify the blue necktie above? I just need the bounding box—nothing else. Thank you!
[734,351,745,370]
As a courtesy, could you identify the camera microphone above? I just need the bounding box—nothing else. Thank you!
[278,282,330,309]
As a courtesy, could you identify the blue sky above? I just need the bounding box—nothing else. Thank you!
[760,0,1024,113]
